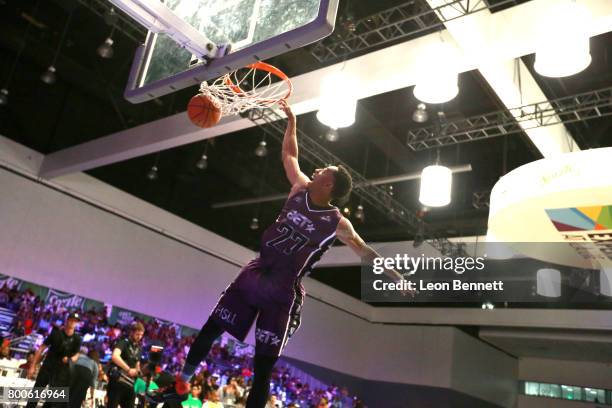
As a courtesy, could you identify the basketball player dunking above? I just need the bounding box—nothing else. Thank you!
[160,101,406,407]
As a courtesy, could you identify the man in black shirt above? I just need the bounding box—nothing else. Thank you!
[107,322,145,408]
[27,312,82,408]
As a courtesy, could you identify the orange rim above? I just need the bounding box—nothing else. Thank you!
[224,61,293,104]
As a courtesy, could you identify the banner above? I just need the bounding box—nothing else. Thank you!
[45,289,86,310]
[181,326,199,338]
[0,274,22,290]
[109,306,151,326]
[19,282,49,299]
[2,274,196,337]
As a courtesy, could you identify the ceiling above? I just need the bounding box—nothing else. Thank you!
[1,0,611,303]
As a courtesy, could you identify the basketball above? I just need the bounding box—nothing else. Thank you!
[187,94,222,128]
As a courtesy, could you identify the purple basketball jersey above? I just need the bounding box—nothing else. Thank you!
[209,189,341,354]
[258,189,341,291]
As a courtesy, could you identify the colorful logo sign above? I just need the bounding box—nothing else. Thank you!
[546,205,612,232]
[546,205,612,264]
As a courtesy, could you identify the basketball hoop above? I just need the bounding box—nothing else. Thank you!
[198,62,292,116]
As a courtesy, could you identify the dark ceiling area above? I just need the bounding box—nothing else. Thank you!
[1,0,611,305]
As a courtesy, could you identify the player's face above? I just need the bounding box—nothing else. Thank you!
[311,166,337,192]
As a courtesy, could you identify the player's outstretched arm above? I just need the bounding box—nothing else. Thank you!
[279,101,309,189]
[336,218,405,284]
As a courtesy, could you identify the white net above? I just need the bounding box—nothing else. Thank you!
[198,64,291,116]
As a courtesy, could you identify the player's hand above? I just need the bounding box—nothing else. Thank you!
[26,367,35,379]
[128,368,138,377]
[278,100,295,122]
[62,356,69,364]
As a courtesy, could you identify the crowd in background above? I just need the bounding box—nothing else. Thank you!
[0,284,363,408]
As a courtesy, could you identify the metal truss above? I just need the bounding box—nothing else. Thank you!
[77,0,147,43]
[406,85,612,151]
[247,108,465,257]
[472,190,490,210]
[309,0,520,63]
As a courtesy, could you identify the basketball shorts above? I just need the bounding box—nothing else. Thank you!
[209,261,303,356]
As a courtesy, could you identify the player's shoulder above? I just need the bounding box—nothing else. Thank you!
[288,181,310,199]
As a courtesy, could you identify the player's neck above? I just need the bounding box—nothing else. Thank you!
[308,188,331,208]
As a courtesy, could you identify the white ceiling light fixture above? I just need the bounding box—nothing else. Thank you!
[146,165,158,181]
[419,149,452,207]
[40,66,57,85]
[98,37,115,59]
[0,89,8,106]
[534,0,592,78]
[419,164,452,207]
[413,39,460,104]
[536,268,561,298]
[195,154,208,170]
[316,71,358,129]
[41,9,75,86]
[254,139,268,157]
[412,103,428,123]
[355,204,364,221]
[599,268,612,297]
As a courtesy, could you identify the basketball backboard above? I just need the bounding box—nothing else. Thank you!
[109,0,339,103]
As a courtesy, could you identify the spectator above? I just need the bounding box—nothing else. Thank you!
[37,311,53,334]
[202,386,223,408]
[108,322,145,408]
[27,312,82,408]
[0,339,12,360]
[69,350,99,408]
[0,286,9,305]
[221,377,242,406]
[316,397,329,408]
[133,360,159,395]
[134,359,160,408]
[182,383,203,408]
[12,319,25,337]
[265,394,281,408]
[18,350,35,372]
[333,387,353,408]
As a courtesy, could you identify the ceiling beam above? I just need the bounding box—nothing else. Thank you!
[425,0,583,157]
[211,164,472,209]
[405,86,612,150]
[39,0,612,179]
